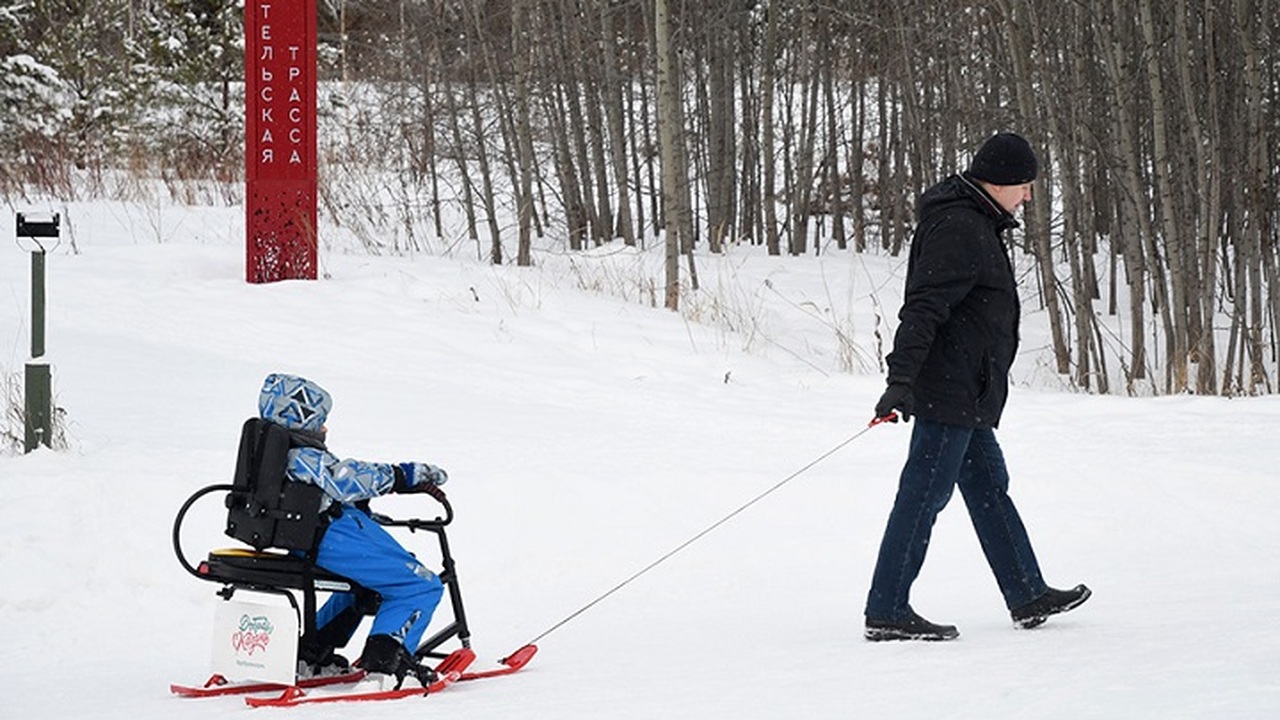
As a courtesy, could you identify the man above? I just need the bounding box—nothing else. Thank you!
[865,132,1090,641]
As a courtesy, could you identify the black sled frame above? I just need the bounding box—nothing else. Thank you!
[171,418,472,664]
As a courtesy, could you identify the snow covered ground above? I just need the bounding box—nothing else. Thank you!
[1,201,1278,718]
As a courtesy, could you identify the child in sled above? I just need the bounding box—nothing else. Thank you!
[257,372,449,687]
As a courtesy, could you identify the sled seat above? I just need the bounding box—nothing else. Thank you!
[198,548,360,595]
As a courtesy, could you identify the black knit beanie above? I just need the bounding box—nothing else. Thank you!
[968,132,1038,186]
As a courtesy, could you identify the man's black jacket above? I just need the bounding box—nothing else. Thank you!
[885,173,1021,429]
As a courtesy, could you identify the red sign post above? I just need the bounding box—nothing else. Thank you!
[244,0,318,283]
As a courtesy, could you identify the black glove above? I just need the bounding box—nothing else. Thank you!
[874,382,914,422]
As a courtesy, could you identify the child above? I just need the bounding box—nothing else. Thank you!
[258,372,450,686]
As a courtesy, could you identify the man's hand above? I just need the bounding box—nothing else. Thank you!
[874,382,914,422]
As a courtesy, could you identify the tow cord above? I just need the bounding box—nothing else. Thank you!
[520,413,899,647]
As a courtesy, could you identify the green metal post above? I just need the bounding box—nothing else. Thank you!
[24,362,50,452]
[32,249,45,356]
[25,249,50,452]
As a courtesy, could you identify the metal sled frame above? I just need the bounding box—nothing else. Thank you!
[172,484,472,662]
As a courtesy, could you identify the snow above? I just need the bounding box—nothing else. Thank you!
[1,200,1278,718]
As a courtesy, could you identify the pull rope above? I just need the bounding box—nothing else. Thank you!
[522,414,897,647]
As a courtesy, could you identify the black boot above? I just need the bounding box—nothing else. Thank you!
[865,610,959,641]
[297,641,351,678]
[1011,584,1092,629]
[358,634,438,689]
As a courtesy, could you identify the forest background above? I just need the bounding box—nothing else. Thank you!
[2,0,1278,398]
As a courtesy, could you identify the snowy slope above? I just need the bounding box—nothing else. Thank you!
[1,202,1278,718]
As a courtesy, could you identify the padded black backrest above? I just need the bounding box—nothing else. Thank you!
[225,417,325,551]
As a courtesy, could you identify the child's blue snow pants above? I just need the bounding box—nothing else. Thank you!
[313,507,444,652]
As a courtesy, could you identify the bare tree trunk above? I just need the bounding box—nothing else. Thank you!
[562,64,602,246]
[738,44,761,246]
[1223,188,1246,394]
[1194,0,1223,391]
[580,57,614,245]
[995,0,1070,375]
[512,0,536,265]
[539,48,588,251]
[706,24,735,253]
[876,80,893,253]
[1167,0,1216,392]
[822,21,846,251]
[762,0,780,256]
[1139,0,1190,392]
[600,0,636,247]
[1047,7,1101,390]
[629,68,650,247]
[655,0,682,309]
[789,19,819,257]
[416,29,445,242]
[1098,0,1151,390]
[467,80,503,265]
[1235,0,1272,392]
[441,80,481,259]
[851,78,866,252]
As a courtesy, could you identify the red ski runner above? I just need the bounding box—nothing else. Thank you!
[459,643,538,681]
[240,645,536,708]
[245,670,461,707]
[170,669,366,698]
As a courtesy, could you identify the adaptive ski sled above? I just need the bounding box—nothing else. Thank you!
[171,417,535,706]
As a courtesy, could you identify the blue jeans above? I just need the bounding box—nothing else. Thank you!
[314,508,444,651]
[865,419,1046,620]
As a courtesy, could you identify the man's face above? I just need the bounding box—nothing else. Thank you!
[987,182,1034,214]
